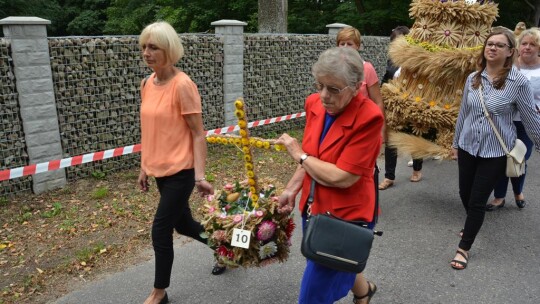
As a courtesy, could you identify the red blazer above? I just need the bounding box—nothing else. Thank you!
[298,93,383,222]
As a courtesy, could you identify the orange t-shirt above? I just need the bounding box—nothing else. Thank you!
[359,61,379,98]
[140,72,202,177]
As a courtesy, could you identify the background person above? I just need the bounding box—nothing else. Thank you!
[378,25,425,189]
[487,28,540,211]
[276,47,383,304]
[450,28,540,270]
[336,26,386,138]
[138,21,214,304]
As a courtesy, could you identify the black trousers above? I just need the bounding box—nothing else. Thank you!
[383,146,423,180]
[152,169,206,289]
[457,149,506,251]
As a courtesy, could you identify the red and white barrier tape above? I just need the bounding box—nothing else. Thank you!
[0,112,305,181]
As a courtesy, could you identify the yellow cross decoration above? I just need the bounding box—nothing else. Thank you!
[206,98,286,204]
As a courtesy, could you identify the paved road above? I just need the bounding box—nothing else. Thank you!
[53,152,540,304]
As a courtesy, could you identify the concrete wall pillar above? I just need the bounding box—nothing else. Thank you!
[326,23,350,36]
[0,17,66,193]
[211,20,247,126]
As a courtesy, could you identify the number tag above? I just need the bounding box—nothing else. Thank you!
[231,228,251,249]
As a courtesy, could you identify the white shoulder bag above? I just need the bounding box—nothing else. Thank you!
[478,84,527,177]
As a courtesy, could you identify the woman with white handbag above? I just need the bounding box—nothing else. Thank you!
[450,28,540,270]
[487,28,540,211]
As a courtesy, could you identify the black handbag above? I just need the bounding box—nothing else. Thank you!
[300,168,382,273]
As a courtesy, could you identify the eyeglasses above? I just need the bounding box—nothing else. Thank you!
[313,82,350,95]
[486,42,511,49]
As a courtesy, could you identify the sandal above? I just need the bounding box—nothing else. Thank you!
[378,178,394,190]
[211,263,226,275]
[410,171,422,182]
[352,281,377,304]
[450,250,468,270]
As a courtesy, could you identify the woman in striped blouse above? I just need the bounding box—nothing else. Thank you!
[450,28,540,270]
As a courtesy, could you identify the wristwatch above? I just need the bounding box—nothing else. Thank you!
[299,153,310,165]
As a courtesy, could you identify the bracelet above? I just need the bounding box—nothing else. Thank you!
[195,177,206,183]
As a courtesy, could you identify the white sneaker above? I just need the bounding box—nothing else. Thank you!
[407,159,413,167]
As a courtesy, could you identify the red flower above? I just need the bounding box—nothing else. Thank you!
[285,218,296,239]
[217,245,228,256]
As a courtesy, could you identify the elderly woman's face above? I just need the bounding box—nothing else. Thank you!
[315,75,356,115]
[141,38,168,69]
[519,35,540,63]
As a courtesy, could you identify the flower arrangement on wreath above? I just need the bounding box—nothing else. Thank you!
[201,179,295,268]
[200,98,295,268]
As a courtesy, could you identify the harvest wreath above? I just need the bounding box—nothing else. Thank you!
[200,99,295,268]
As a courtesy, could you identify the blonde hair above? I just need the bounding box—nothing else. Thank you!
[139,21,184,65]
[518,28,540,46]
[336,26,362,49]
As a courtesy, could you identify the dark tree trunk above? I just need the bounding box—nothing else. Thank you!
[354,0,365,14]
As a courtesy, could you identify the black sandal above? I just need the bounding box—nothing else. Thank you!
[450,250,468,270]
[352,281,377,304]
[211,263,226,275]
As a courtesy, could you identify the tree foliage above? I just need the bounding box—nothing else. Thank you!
[0,0,535,37]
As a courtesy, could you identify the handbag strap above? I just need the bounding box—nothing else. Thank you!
[306,166,380,224]
[478,84,510,155]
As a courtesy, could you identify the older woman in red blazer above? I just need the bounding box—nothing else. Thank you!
[276,47,383,304]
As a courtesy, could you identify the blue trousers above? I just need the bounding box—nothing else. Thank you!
[298,215,376,303]
[493,121,533,199]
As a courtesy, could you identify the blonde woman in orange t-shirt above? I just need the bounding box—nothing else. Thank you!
[138,21,214,304]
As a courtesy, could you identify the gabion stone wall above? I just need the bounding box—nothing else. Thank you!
[361,36,390,81]
[48,34,223,181]
[0,38,31,195]
[1,32,387,195]
[243,34,333,137]
[243,34,389,139]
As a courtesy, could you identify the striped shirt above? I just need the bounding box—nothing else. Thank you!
[453,66,540,158]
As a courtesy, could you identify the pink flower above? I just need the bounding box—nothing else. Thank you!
[224,183,233,191]
[257,221,277,241]
[233,214,243,223]
[208,206,216,213]
[255,210,264,217]
[219,213,227,219]
[206,194,215,202]
[212,230,228,242]
[268,184,274,189]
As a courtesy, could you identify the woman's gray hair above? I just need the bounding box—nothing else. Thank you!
[312,47,364,87]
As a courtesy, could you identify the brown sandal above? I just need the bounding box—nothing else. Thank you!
[378,178,394,190]
[353,281,377,303]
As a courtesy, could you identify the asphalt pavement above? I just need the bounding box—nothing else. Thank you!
[53,151,540,304]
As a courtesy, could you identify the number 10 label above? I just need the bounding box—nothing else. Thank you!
[231,228,251,249]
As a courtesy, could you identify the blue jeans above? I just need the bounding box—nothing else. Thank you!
[493,121,533,199]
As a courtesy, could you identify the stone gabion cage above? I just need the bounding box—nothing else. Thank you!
[0,33,389,196]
